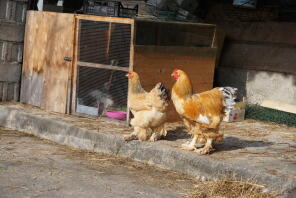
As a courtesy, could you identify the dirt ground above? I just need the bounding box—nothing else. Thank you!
[0,127,277,198]
[1,102,296,195]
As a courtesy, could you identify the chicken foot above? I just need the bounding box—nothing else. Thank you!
[181,135,198,151]
[194,138,214,155]
[149,125,167,142]
[123,131,138,141]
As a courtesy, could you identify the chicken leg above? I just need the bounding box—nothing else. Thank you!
[181,135,198,151]
[123,131,137,141]
[194,138,214,155]
[149,124,167,142]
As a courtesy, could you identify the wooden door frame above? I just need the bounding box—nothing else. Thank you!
[70,14,134,124]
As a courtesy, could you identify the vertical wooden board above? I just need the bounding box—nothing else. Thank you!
[126,20,135,123]
[7,83,15,101]
[13,83,19,101]
[71,18,80,114]
[2,82,8,101]
[41,12,75,113]
[21,11,74,113]
[133,45,216,122]
[0,82,3,101]
[21,11,45,106]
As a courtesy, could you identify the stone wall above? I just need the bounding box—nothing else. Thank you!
[0,0,27,101]
[206,2,296,106]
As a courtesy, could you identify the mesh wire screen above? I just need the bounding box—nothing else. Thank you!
[77,66,128,118]
[76,19,131,121]
[79,19,131,67]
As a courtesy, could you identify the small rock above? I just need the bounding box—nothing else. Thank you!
[262,188,269,193]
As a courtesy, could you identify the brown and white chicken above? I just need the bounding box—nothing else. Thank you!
[171,69,237,154]
[124,71,169,142]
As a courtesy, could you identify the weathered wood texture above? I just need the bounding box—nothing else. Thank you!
[133,45,217,122]
[20,11,74,113]
[205,4,296,74]
[221,41,296,75]
[135,19,216,47]
[70,18,79,114]
[0,0,28,101]
[76,14,133,24]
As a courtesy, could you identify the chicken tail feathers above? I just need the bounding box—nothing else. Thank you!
[155,82,170,101]
[220,87,237,112]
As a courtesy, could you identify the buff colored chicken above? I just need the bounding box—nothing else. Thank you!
[124,71,169,142]
[171,69,237,154]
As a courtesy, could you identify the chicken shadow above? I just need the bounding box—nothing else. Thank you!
[165,126,192,141]
[214,136,274,152]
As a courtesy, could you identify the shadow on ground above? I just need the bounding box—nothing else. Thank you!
[215,136,274,152]
[165,126,191,141]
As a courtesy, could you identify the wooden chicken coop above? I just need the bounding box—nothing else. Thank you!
[20,11,223,123]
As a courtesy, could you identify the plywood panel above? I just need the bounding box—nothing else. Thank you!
[20,11,45,106]
[220,41,296,75]
[21,11,74,113]
[76,14,133,24]
[135,19,216,47]
[133,45,216,122]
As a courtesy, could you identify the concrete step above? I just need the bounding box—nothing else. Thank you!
[0,103,295,195]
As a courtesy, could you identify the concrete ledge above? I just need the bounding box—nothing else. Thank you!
[0,105,295,194]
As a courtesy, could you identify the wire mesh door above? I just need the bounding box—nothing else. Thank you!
[74,18,132,123]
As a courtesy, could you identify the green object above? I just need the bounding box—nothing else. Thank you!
[107,106,127,112]
[245,104,296,127]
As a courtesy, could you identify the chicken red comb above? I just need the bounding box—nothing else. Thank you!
[173,68,179,73]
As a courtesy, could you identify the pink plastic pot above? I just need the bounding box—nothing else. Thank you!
[106,111,127,120]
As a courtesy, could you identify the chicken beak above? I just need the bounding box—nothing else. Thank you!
[125,73,129,78]
[171,72,176,79]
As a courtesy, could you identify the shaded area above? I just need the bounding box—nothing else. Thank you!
[165,126,192,141]
[215,136,274,152]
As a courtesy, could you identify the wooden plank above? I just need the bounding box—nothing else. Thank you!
[66,16,79,114]
[106,22,112,56]
[215,21,296,46]
[134,45,216,58]
[133,45,216,122]
[41,12,75,113]
[71,18,80,114]
[21,11,75,113]
[220,41,296,75]
[0,63,21,82]
[135,20,216,47]
[0,82,3,101]
[13,83,19,101]
[126,20,135,123]
[0,22,25,42]
[77,61,129,72]
[135,18,216,27]
[261,100,296,115]
[75,14,133,24]
[21,11,47,106]
[2,82,7,101]
[212,27,225,67]
[7,83,15,101]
